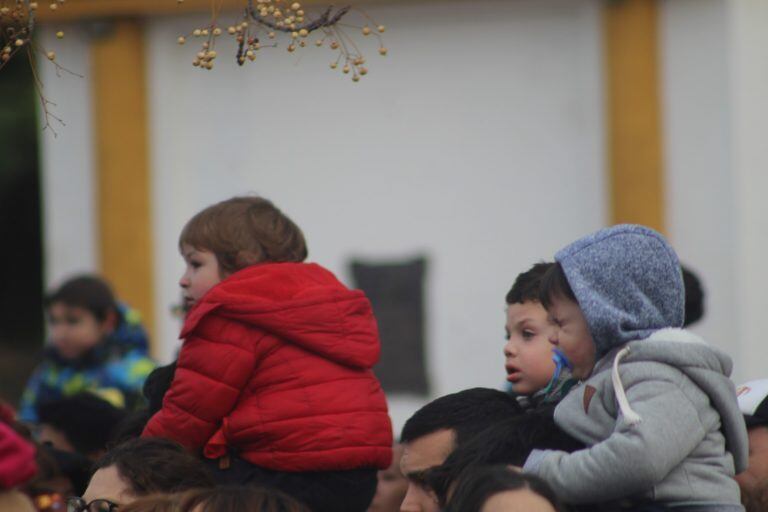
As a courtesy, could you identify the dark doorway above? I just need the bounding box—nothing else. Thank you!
[351,257,429,395]
[0,54,45,405]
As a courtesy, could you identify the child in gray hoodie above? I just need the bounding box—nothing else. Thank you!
[523,225,748,511]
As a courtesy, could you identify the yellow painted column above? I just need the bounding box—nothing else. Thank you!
[603,0,665,233]
[91,19,156,352]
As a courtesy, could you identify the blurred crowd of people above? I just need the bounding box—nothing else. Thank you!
[1,196,766,512]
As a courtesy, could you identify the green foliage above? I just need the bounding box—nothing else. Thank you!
[0,51,44,403]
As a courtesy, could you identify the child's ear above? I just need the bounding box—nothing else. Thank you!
[101,309,119,334]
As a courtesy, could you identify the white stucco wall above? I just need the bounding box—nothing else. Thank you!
[661,0,768,385]
[147,0,606,431]
[660,0,735,356]
[38,24,98,287]
[727,0,768,384]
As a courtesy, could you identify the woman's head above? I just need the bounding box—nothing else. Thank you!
[445,465,562,512]
[175,486,310,512]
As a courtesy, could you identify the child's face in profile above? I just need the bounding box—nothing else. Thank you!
[47,303,112,360]
[546,295,596,380]
[179,244,223,310]
[504,301,557,395]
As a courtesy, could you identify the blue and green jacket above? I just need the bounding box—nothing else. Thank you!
[18,304,157,423]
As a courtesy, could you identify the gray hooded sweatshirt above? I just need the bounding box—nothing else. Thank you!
[523,225,748,508]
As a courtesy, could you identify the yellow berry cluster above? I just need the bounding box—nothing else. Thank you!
[176,0,388,81]
[0,0,65,68]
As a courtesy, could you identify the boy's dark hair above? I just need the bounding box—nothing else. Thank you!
[427,407,583,506]
[539,262,578,310]
[44,275,118,323]
[37,393,127,456]
[93,437,214,495]
[681,265,705,327]
[400,388,523,448]
[506,262,554,305]
[180,196,308,275]
[444,465,564,512]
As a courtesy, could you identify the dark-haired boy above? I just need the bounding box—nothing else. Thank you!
[19,275,156,423]
[504,262,576,407]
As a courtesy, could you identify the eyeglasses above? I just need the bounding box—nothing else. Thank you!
[66,497,120,512]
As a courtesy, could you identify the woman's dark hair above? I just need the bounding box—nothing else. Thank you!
[93,438,214,495]
[175,485,311,512]
[539,262,577,310]
[45,275,118,323]
[445,465,563,512]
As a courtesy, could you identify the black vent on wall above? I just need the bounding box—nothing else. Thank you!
[351,257,428,395]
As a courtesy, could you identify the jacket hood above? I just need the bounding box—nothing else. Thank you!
[597,328,749,473]
[556,224,684,358]
[182,262,381,369]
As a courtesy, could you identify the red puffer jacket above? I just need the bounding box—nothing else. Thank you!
[142,262,393,471]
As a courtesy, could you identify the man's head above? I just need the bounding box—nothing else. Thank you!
[78,438,214,509]
[398,388,522,512]
[736,380,768,512]
[504,263,557,395]
[427,407,583,507]
[45,276,119,360]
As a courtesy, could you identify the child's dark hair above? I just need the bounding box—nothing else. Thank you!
[180,196,308,275]
[539,262,577,310]
[506,262,554,305]
[44,275,118,323]
[445,465,564,512]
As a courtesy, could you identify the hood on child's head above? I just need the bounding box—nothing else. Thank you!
[555,224,684,358]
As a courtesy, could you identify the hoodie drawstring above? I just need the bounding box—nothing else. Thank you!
[612,346,642,426]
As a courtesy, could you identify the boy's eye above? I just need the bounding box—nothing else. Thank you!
[189,260,202,269]
[504,329,510,340]
[522,329,536,340]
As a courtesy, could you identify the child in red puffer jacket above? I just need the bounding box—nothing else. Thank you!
[142,196,392,512]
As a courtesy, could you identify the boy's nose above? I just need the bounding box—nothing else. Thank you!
[503,342,516,358]
[179,275,189,288]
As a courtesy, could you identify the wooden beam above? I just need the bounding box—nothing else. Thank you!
[35,0,379,22]
[603,0,665,232]
[91,20,156,354]
[37,0,243,22]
